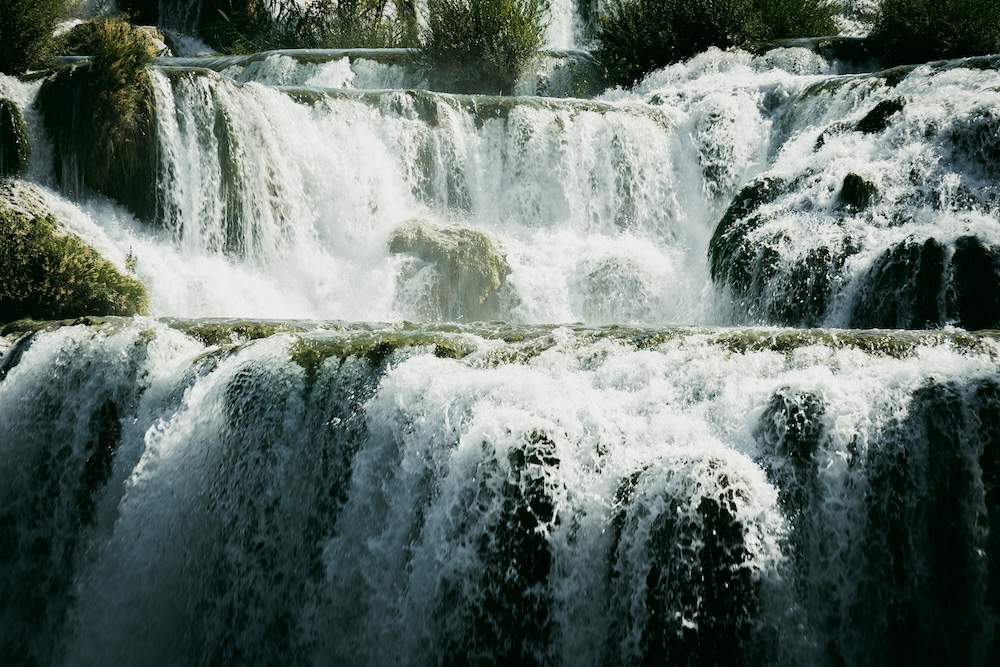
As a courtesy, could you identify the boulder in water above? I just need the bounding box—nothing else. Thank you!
[0,181,148,323]
[389,219,512,322]
[839,173,877,212]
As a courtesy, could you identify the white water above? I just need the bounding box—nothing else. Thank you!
[2,319,997,665]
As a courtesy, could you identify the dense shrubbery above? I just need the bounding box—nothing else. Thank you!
[422,0,547,94]
[595,0,838,88]
[39,18,158,218]
[869,0,1000,66]
[0,0,73,74]
[200,0,418,52]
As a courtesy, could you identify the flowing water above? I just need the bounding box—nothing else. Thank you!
[2,2,1000,665]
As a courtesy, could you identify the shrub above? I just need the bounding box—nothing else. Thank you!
[595,0,838,88]
[0,206,148,322]
[422,0,547,95]
[869,0,1000,66]
[39,17,158,218]
[0,0,74,75]
[201,0,418,52]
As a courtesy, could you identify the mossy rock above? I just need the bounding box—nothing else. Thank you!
[389,219,513,322]
[0,184,148,323]
[951,235,1000,330]
[0,99,30,178]
[709,177,787,287]
[37,19,158,221]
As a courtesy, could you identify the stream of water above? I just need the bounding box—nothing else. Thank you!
[2,1,999,665]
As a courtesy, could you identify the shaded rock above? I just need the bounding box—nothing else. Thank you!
[839,173,877,211]
[850,238,944,329]
[951,235,1000,330]
[0,181,148,323]
[36,20,158,221]
[709,177,787,289]
[389,219,512,322]
[0,99,29,179]
[855,97,906,134]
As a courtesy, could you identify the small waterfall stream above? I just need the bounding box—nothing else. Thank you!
[2,1,1000,665]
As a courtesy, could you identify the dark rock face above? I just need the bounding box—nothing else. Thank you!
[850,238,945,329]
[850,235,1000,330]
[855,97,906,134]
[951,235,1000,330]
[861,379,1000,666]
[610,462,763,667]
[838,173,877,212]
[0,98,29,178]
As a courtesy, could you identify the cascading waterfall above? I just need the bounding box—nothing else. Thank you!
[4,1,1000,664]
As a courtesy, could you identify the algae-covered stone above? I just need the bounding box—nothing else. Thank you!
[389,219,513,322]
[0,182,148,323]
[839,173,877,211]
[0,99,30,178]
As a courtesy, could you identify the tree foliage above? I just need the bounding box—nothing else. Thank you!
[0,0,74,75]
[869,0,1000,66]
[595,0,838,88]
[422,0,547,95]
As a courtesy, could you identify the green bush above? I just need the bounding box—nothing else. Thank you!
[40,17,158,219]
[0,0,74,75]
[869,0,1000,66]
[595,0,838,88]
[201,0,418,52]
[422,0,547,95]
[0,206,148,322]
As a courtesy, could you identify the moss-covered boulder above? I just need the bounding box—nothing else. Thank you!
[0,182,148,322]
[0,99,30,178]
[37,18,158,221]
[389,219,513,322]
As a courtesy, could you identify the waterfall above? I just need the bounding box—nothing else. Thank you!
[2,320,998,665]
[4,1,1000,664]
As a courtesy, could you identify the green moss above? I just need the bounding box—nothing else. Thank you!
[38,18,158,221]
[0,99,30,179]
[0,206,148,323]
[178,320,308,347]
[389,220,512,322]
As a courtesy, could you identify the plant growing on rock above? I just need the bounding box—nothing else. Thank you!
[869,0,1000,66]
[595,0,838,88]
[38,17,158,219]
[421,0,547,94]
[0,204,148,322]
[0,99,31,178]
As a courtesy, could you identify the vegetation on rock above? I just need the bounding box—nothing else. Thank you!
[421,0,547,94]
[38,17,158,220]
[0,195,148,323]
[0,0,73,75]
[595,0,838,88]
[869,0,1000,66]
[0,99,30,178]
[389,219,513,322]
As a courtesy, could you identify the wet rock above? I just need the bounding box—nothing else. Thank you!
[389,219,512,322]
[850,238,945,329]
[0,99,29,179]
[855,97,906,134]
[838,173,877,211]
[951,235,1000,330]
